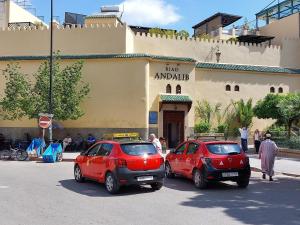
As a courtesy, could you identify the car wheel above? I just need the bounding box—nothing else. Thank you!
[16,150,28,161]
[74,165,85,183]
[151,182,163,191]
[165,162,175,178]
[105,172,120,194]
[193,169,207,189]
[237,177,250,188]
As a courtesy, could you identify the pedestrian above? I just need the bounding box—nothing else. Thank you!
[259,133,278,181]
[62,134,72,152]
[253,129,261,154]
[149,134,162,154]
[239,127,249,152]
[159,137,167,154]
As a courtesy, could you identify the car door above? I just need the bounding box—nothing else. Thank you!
[181,142,200,178]
[82,143,101,178]
[170,143,186,174]
[90,143,113,181]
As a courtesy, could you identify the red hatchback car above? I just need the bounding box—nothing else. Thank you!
[74,141,165,194]
[165,140,251,189]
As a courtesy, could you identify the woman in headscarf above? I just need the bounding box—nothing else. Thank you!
[259,133,278,181]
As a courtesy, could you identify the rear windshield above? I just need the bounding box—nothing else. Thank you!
[206,144,241,155]
[120,143,158,156]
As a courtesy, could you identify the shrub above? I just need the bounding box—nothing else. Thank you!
[195,121,211,133]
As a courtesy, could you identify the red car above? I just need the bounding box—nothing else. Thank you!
[165,140,251,189]
[74,141,165,194]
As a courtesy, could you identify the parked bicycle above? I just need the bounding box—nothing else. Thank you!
[0,146,28,161]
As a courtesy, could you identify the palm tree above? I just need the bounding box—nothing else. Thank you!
[229,99,254,128]
[195,100,221,124]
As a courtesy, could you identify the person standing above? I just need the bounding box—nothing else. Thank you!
[239,127,249,152]
[259,133,278,181]
[253,129,261,154]
[149,134,162,154]
[62,134,72,152]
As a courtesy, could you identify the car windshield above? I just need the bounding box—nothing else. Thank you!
[120,143,157,156]
[206,144,241,155]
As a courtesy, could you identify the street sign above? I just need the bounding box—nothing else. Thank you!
[39,116,52,129]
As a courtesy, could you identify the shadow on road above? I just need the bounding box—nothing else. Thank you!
[59,179,156,197]
[169,176,300,225]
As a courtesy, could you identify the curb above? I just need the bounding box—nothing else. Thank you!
[251,167,300,178]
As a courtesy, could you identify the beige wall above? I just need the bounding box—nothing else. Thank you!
[0,58,149,131]
[260,13,300,46]
[0,24,127,56]
[85,17,121,27]
[194,69,300,130]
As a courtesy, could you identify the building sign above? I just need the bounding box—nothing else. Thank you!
[149,111,158,124]
[154,65,190,81]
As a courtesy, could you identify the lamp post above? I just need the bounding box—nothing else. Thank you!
[49,0,54,143]
[216,46,221,63]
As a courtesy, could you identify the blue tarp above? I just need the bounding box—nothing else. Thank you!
[42,143,63,163]
[26,138,46,157]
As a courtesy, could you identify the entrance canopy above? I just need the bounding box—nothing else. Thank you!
[159,94,192,111]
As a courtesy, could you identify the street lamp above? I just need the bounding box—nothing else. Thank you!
[216,46,221,63]
[49,0,54,143]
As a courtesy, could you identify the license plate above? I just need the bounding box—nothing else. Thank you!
[222,172,238,177]
[137,176,154,181]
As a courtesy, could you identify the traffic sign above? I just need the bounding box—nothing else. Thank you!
[39,116,52,129]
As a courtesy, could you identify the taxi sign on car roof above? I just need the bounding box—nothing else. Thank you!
[103,132,140,140]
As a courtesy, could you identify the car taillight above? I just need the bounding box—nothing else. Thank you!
[201,157,212,167]
[115,159,127,168]
[159,157,164,165]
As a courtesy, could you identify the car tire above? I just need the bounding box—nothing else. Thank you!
[165,162,175,178]
[237,177,250,188]
[74,165,85,183]
[151,182,163,191]
[193,168,207,189]
[105,172,120,194]
[16,150,28,161]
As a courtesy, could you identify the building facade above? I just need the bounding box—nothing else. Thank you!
[1,7,300,147]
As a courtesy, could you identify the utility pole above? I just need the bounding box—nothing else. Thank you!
[49,0,54,143]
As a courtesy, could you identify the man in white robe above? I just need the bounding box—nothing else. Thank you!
[259,133,278,181]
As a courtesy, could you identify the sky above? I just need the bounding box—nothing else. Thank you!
[28,0,276,34]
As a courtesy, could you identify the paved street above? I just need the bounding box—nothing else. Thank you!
[0,160,300,225]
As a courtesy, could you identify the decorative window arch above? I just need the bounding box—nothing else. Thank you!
[226,85,231,91]
[278,87,283,93]
[270,87,275,93]
[166,84,171,93]
[176,85,181,94]
[234,85,240,92]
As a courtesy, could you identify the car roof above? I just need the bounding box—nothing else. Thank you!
[188,140,238,145]
[95,140,152,145]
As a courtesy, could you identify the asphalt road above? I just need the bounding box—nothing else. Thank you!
[0,161,300,225]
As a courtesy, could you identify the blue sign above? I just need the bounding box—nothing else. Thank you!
[149,112,158,124]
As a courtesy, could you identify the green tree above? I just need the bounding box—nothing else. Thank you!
[195,100,221,124]
[1,58,90,121]
[254,93,300,138]
[232,99,254,128]
[177,30,189,39]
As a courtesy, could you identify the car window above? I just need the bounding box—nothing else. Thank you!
[174,143,186,155]
[120,143,157,156]
[187,143,199,155]
[97,143,113,156]
[87,144,101,156]
[206,144,241,155]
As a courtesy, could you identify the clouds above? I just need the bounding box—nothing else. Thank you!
[120,0,181,26]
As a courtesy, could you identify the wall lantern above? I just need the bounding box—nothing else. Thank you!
[216,46,221,63]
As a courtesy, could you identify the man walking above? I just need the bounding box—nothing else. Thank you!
[259,133,278,181]
[239,127,249,152]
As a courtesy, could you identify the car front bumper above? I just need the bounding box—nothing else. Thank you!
[114,165,165,185]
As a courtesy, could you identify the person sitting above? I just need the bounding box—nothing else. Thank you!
[63,134,72,152]
[86,133,96,148]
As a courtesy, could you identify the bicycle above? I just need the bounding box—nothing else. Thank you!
[0,146,28,161]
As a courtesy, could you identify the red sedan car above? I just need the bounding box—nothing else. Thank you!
[165,140,251,189]
[74,141,165,194]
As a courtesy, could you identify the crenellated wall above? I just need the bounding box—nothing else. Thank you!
[0,23,128,56]
[132,32,286,67]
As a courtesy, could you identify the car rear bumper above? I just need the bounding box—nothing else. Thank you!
[205,165,251,181]
[114,165,165,185]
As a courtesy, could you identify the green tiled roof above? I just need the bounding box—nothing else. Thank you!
[0,54,195,63]
[160,94,192,102]
[196,63,300,74]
